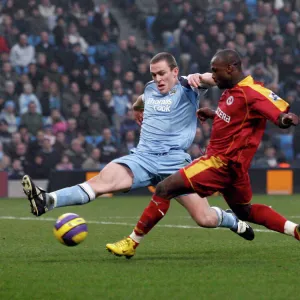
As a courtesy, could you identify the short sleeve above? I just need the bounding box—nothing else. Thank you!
[250,88,289,124]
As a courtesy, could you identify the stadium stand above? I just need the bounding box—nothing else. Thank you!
[0,0,299,179]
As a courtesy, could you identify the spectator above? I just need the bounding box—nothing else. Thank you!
[53,131,68,153]
[20,101,43,136]
[84,102,110,136]
[27,130,45,162]
[2,81,19,109]
[52,16,66,46]
[27,6,49,36]
[26,154,49,179]
[120,130,137,156]
[10,34,35,72]
[112,86,131,124]
[0,119,12,145]
[28,63,44,90]
[8,158,24,179]
[69,103,85,130]
[38,0,56,20]
[82,148,103,170]
[97,128,119,163]
[62,82,81,118]
[78,15,99,45]
[255,146,279,168]
[56,154,74,170]
[65,118,78,144]
[35,31,55,60]
[0,101,17,133]
[19,83,42,115]
[120,110,140,141]
[45,109,67,134]
[0,141,10,171]
[67,22,88,54]
[38,137,60,176]
[100,89,115,126]
[0,62,18,91]
[65,138,87,168]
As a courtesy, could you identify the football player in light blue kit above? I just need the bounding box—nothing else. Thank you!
[22,52,253,258]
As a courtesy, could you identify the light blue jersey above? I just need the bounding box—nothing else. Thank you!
[113,77,207,189]
[137,77,206,153]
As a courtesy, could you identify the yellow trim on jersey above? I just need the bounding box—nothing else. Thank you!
[184,156,226,179]
[238,75,289,112]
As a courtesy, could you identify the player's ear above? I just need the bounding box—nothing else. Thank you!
[173,67,179,77]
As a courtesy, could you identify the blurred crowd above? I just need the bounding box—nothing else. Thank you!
[0,0,299,180]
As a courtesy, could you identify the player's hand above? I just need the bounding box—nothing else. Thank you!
[134,110,144,126]
[188,73,202,88]
[188,73,216,88]
[281,113,299,126]
[197,107,215,123]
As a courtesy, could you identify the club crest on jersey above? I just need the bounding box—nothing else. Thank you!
[269,92,281,101]
[169,88,176,96]
[226,96,234,105]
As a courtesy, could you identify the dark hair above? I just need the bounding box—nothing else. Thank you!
[150,52,178,70]
[214,49,242,71]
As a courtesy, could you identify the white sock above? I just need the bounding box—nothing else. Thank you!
[284,220,297,236]
[78,182,96,201]
[47,192,57,210]
[129,231,144,243]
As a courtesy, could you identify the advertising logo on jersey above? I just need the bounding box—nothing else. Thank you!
[148,98,172,112]
[216,107,231,123]
[269,92,281,101]
[226,96,234,105]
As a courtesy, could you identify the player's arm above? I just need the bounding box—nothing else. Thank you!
[132,94,144,126]
[187,73,216,88]
[250,89,299,128]
[197,107,216,123]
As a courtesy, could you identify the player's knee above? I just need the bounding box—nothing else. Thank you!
[155,182,167,198]
[231,204,252,221]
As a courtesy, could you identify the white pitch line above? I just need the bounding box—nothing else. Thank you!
[0,215,274,233]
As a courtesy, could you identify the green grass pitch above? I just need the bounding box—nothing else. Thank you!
[1,195,300,300]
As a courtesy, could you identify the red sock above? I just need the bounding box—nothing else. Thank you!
[134,194,170,236]
[248,204,287,233]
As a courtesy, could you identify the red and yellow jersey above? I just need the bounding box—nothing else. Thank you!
[206,75,289,171]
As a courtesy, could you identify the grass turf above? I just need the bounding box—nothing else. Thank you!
[0,195,300,300]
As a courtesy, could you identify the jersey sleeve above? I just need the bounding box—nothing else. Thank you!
[180,76,208,96]
[248,86,289,124]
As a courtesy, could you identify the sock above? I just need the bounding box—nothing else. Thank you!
[129,231,143,247]
[132,194,170,244]
[284,220,298,238]
[211,206,238,230]
[48,182,96,208]
[248,204,287,233]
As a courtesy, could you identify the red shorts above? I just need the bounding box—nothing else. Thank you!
[179,155,252,205]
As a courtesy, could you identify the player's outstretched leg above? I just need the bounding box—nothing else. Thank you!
[21,163,133,217]
[225,209,254,241]
[231,203,300,241]
[106,172,255,258]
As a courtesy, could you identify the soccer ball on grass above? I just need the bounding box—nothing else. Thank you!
[53,213,88,246]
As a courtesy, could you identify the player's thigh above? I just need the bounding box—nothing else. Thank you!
[180,156,231,197]
[223,172,252,206]
[88,162,134,194]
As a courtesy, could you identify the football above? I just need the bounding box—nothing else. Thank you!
[53,213,88,246]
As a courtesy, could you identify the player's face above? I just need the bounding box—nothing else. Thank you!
[210,57,233,89]
[150,60,179,94]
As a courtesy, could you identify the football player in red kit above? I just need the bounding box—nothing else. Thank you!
[121,49,300,254]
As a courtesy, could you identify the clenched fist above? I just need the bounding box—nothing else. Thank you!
[197,107,216,123]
